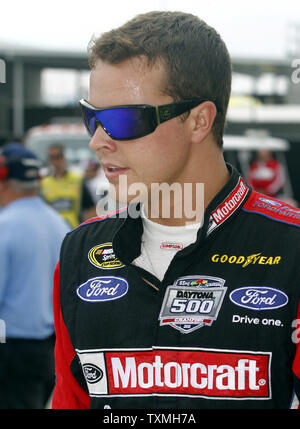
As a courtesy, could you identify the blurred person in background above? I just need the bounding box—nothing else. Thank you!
[5,137,24,146]
[248,149,286,197]
[40,144,96,228]
[83,159,109,204]
[83,159,111,216]
[0,143,70,409]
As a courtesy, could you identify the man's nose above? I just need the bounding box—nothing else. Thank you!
[89,126,117,153]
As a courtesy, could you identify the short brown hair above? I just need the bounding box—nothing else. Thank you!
[88,11,232,148]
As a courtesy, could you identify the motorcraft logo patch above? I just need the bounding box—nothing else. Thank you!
[76,276,129,302]
[207,177,248,236]
[159,276,227,333]
[88,243,125,269]
[76,347,271,400]
[229,286,288,311]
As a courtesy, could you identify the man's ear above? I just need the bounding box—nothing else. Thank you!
[189,101,217,143]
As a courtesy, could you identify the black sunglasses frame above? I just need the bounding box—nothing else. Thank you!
[79,98,214,141]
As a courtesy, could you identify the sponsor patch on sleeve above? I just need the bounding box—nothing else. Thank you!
[242,193,300,227]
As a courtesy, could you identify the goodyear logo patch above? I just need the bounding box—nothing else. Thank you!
[211,253,281,267]
[88,243,125,270]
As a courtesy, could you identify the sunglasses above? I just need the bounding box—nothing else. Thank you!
[79,98,211,141]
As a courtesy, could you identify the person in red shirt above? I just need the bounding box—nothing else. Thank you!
[248,149,285,197]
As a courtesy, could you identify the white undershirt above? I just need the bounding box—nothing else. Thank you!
[132,206,201,281]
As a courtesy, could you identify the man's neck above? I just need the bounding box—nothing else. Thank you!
[1,191,38,207]
[53,169,67,179]
[146,152,230,227]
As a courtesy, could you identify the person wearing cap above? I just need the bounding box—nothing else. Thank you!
[0,143,70,408]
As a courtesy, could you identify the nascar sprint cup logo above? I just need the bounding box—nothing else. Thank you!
[159,276,227,334]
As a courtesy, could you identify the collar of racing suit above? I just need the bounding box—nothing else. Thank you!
[112,163,251,267]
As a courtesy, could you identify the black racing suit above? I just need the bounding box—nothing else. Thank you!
[52,165,300,409]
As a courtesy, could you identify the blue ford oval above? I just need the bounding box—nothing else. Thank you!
[77,276,129,302]
[229,286,288,311]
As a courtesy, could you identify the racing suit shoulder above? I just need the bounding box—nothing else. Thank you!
[242,191,300,229]
[58,207,128,282]
[67,206,128,234]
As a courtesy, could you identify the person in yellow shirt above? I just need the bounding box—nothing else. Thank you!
[40,144,96,228]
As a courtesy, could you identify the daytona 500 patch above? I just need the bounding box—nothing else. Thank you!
[159,275,227,334]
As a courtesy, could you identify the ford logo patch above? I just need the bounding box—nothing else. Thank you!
[229,286,288,311]
[76,276,129,302]
[82,364,103,384]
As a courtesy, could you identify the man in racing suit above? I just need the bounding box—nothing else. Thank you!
[52,11,300,409]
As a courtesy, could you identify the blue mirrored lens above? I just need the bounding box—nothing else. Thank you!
[83,106,154,139]
[84,107,97,136]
